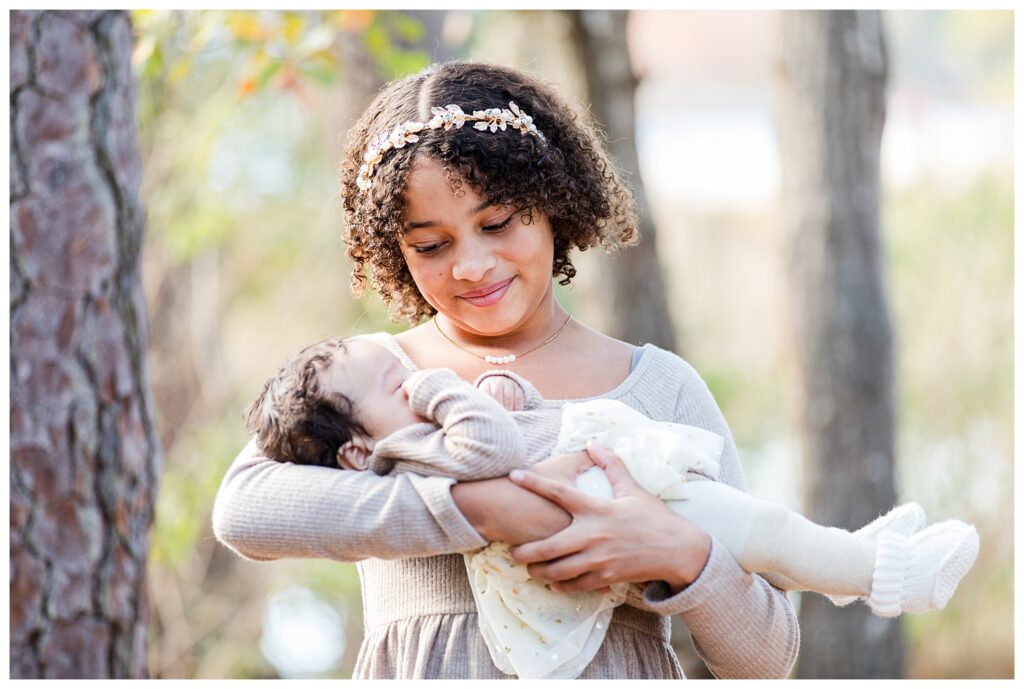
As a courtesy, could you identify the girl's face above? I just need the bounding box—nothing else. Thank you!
[400,157,556,337]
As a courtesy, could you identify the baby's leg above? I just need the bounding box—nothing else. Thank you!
[669,481,875,597]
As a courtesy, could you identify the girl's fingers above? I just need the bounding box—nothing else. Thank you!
[585,443,643,498]
[509,527,583,565]
[509,468,592,513]
[526,554,621,592]
[523,550,593,582]
[550,573,615,594]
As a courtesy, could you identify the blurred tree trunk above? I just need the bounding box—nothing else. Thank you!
[10,10,160,678]
[406,10,458,63]
[567,9,706,677]
[775,10,903,678]
[566,10,678,352]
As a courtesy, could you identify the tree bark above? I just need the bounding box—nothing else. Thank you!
[775,10,903,678]
[10,10,160,678]
[566,10,678,352]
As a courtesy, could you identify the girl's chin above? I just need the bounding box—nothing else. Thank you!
[447,304,525,336]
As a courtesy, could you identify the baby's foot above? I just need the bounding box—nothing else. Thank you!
[828,503,926,607]
[854,502,926,541]
[867,520,979,617]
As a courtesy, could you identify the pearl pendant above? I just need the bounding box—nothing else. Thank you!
[485,354,516,365]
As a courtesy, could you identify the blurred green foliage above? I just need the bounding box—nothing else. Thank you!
[887,172,1013,433]
[135,10,432,678]
[133,10,429,265]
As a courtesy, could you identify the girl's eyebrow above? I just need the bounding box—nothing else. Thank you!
[405,200,496,231]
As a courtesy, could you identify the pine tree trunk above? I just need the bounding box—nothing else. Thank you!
[567,10,678,352]
[775,10,904,677]
[10,10,160,678]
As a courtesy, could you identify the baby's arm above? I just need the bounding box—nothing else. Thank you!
[371,368,526,481]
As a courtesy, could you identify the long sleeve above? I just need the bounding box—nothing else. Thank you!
[640,538,800,678]
[369,368,526,481]
[211,438,488,562]
[627,351,800,678]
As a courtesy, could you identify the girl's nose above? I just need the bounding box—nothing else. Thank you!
[451,240,497,282]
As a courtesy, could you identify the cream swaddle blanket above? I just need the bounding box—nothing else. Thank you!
[465,399,724,679]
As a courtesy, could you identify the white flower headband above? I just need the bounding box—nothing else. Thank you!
[356,101,546,193]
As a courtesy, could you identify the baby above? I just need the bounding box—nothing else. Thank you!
[245,335,979,679]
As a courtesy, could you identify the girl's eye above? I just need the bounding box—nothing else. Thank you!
[413,243,443,255]
[482,213,515,232]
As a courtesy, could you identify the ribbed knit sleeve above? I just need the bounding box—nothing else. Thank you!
[369,368,526,480]
[211,439,488,562]
[640,538,800,678]
[622,347,799,678]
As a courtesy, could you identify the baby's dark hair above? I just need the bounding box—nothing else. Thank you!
[244,337,367,468]
[339,60,640,323]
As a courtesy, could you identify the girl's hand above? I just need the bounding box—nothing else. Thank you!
[451,451,593,545]
[508,444,712,594]
[525,448,596,483]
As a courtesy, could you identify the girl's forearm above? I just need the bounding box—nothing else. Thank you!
[451,476,571,545]
[213,440,490,562]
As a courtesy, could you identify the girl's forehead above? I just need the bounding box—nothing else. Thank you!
[406,157,454,194]
[405,160,490,220]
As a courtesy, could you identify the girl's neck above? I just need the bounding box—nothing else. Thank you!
[435,299,570,355]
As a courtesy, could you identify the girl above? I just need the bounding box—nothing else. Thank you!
[213,60,799,678]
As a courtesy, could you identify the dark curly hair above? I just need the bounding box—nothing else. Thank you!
[244,338,367,468]
[339,60,640,323]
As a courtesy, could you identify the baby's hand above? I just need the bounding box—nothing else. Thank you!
[478,374,526,411]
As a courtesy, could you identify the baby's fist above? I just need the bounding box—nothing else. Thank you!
[478,374,526,411]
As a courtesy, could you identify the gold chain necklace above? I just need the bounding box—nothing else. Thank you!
[433,313,573,365]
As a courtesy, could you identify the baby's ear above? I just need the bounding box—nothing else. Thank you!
[336,437,372,471]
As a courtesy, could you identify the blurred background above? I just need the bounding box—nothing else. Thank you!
[125,9,1010,679]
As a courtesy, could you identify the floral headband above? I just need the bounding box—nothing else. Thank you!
[355,101,546,193]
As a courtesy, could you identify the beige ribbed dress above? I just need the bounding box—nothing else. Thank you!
[212,333,800,679]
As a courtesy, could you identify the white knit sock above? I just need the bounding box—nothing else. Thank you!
[868,520,979,617]
[828,503,926,607]
[853,502,926,541]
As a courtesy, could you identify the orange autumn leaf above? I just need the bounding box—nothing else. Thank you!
[336,10,374,32]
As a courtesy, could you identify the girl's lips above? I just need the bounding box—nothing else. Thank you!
[457,278,513,307]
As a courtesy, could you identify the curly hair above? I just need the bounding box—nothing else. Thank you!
[339,60,640,323]
[244,338,367,468]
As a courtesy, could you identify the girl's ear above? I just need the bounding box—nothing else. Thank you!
[336,436,372,470]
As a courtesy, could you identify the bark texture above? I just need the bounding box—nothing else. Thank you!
[10,10,160,678]
[567,10,678,352]
[775,10,904,677]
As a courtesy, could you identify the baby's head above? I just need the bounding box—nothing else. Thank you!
[245,338,419,470]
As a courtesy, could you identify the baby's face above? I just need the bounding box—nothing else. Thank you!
[320,340,422,442]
